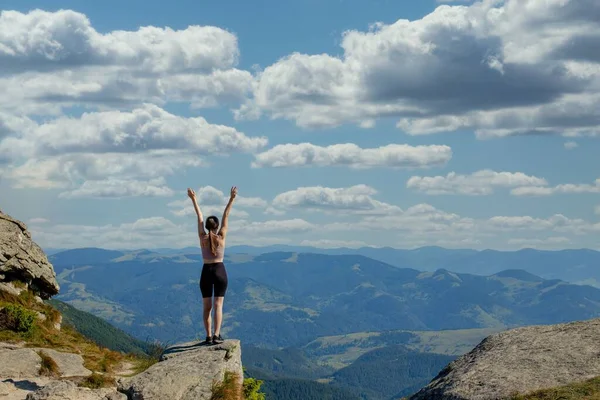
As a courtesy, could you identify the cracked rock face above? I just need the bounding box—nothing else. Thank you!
[409,318,600,400]
[0,211,59,299]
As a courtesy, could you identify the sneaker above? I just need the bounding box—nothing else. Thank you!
[201,336,212,345]
[212,334,224,345]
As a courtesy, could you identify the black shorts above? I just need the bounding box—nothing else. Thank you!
[200,262,228,298]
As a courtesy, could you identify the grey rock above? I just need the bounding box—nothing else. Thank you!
[0,377,52,400]
[0,348,42,379]
[410,318,600,400]
[33,348,92,378]
[25,380,124,400]
[118,339,243,400]
[0,345,92,380]
[0,211,59,299]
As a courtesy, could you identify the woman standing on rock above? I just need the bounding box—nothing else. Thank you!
[188,186,237,345]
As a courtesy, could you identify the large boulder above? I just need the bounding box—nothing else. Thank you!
[0,211,59,299]
[118,340,243,400]
[410,318,600,400]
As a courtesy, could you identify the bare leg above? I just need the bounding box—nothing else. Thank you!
[202,297,213,338]
[213,296,225,336]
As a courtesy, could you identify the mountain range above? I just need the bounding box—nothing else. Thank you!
[49,247,600,347]
[46,245,600,399]
[46,245,600,287]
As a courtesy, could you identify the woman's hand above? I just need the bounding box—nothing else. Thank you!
[187,188,196,200]
[230,186,238,199]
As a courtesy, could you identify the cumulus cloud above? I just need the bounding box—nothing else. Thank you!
[242,0,600,138]
[28,217,190,250]
[407,170,548,195]
[0,9,252,113]
[1,106,267,196]
[58,178,174,199]
[271,185,402,215]
[26,205,600,251]
[252,143,452,169]
[2,104,266,160]
[511,178,600,196]
[167,186,268,218]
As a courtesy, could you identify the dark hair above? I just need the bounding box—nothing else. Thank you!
[205,216,220,256]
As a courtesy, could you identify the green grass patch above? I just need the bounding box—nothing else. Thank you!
[510,376,600,400]
[0,303,37,334]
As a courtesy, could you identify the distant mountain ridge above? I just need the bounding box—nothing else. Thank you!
[47,245,600,287]
[49,249,600,349]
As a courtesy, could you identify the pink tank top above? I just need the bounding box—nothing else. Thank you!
[201,234,225,262]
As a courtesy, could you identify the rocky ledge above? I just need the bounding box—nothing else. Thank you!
[410,318,600,400]
[118,339,243,400]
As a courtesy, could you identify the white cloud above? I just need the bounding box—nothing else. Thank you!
[486,214,600,235]
[167,186,268,218]
[29,217,190,250]
[2,104,266,160]
[252,143,452,169]
[564,141,579,150]
[407,170,548,195]
[58,178,174,199]
[242,0,600,137]
[0,10,252,114]
[26,206,600,251]
[272,185,402,215]
[512,178,600,196]
[1,106,267,196]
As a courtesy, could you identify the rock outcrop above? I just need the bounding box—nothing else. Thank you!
[0,211,59,299]
[0,343,123,400]
[410,318,600,400]
[118,340,243,400]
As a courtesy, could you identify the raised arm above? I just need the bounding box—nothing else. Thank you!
[219,186,237,238]
[188,188,206,238]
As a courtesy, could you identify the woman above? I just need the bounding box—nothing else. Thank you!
[187,186,237,345]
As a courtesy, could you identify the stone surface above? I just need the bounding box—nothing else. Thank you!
[33,348,92,378]
[0,348,42,379]
[0,345,92,380]
[118,339,243,400]
[25,380,126,400]
[0,211,59,299]
[410,318,600,400]
[0,377,52,400]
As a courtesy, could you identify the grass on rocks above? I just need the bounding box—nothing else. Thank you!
[211,372,266,400]
[38,350,61,377]
[510,376,600,400]
[0,289,160,378]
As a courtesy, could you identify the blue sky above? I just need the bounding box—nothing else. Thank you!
[1,0,599,251]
